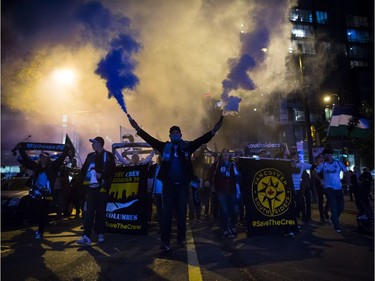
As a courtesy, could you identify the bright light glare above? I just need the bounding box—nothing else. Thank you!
[51,68,77,86]
[323,96,331,103]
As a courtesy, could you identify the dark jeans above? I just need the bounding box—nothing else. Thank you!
[199,188,210,216]
[324,188,344,229]
[210,191,219,219]
[153,194,162,228]
[30,198,51,235]
[188,186,201,220]
[160,182,189,246]
[52,188,65,219]
[296,189,311,221]
[216,191,239,232]
[83,188,108,238]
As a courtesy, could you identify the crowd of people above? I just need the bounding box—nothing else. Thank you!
[11,116,374,251]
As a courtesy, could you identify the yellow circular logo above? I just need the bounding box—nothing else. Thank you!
[252,168,291,217]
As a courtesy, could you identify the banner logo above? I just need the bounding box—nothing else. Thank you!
[252,168,291,217]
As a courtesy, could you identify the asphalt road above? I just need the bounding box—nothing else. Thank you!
[1,199,374,281]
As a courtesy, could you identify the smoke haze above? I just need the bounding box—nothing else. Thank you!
[1,0,296,163]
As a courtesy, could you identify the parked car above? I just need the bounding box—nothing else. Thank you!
[1,176,75,226]
[1,177,31,225]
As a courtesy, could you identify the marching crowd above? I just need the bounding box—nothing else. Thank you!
[11,115,374,251]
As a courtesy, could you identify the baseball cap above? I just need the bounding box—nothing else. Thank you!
[89,136,105,146]
[169,126,181,134]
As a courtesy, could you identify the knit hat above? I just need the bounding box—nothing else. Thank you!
[169,126,181,134]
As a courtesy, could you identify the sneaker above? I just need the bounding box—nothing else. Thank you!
[160,243,170,252]
[77,235,91,246]
[35,231,42,239]
[334,227,341,233]
[98,234,105,243]
[284,232,295,237]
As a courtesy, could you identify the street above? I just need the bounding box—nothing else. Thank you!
[1,198,374,281]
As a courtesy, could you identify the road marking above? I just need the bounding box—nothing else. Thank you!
[186,225,203,281]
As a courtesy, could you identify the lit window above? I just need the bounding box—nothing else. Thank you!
[347,29,371,43]
[292,25,314,38]
[289,8,313,23]
[316,11,328,24]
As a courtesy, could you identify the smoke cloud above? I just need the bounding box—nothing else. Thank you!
[2,0,299,163]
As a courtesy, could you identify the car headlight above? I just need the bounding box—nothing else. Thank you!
[8,198,21,207]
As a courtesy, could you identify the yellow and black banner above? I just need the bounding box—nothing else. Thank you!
[106,164,149,234]
[238,157,297,236]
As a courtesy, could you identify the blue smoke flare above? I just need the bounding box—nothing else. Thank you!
[95,34,141,113]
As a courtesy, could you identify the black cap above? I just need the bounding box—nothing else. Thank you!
[322,148,333,155]
[169,126,181,134]
[89,136,105,146]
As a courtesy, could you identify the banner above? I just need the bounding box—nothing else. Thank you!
[106,164,149,234]
[238,157,297,236]
[16,142,66,152]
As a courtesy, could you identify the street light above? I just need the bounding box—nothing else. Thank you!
[323,94,340,121]
[323,93,340,105]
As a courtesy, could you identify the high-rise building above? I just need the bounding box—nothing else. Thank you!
[284,0,373,161]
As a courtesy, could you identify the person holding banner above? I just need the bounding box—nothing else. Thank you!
[127,114,223,252]
[206,148,241,238]
[113,148,156,166]
[290,151,312,224]
[313,148,349,233]
[16,146,70,239]
[76,136,116,246]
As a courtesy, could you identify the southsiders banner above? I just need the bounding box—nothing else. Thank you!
[237,157,297,236]
[106,164,149,234]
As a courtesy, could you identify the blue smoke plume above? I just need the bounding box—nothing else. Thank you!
[221,54,256,113]
[95,34,141,114]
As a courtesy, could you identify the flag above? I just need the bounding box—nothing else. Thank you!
[64,134,76,160]
[327,106,370,138]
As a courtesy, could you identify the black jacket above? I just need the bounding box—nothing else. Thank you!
[81,150,116,191]
[137,129,215,184]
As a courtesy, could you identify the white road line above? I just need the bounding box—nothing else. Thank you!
[186,225,203,281]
